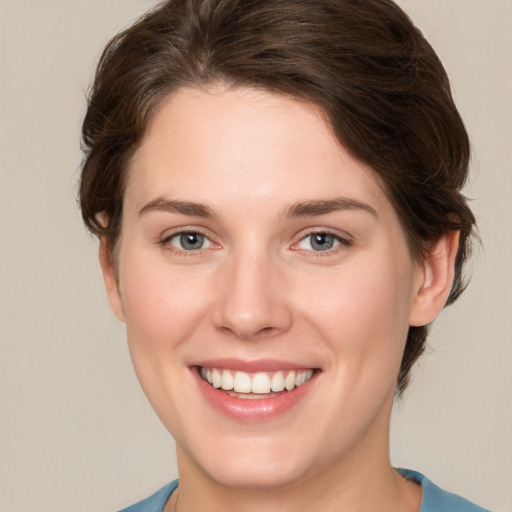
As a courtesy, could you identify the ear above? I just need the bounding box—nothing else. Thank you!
[98,236,125,323]
[409,231,460,327]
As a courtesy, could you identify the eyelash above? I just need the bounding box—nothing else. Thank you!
[159,230,218,256]
[158,229,352,257]
[292,230,353,256]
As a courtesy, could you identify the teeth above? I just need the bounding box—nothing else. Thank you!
[251,373,271,394]
[211,368,222,388]
[285,371,295,391]
[270,371,285,392]
[296,369,313,387]
[233,371,252,393]
[200,367,314,394]
[221,369,234,390]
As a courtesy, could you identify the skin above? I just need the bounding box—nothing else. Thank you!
[99,85,459,512]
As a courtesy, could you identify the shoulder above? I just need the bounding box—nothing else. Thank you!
[115,473,492,512]
[398,469,492,512]
[117,480,179,512]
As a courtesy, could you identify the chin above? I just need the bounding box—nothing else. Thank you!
[204,456,311,491]
[180,429,327,492]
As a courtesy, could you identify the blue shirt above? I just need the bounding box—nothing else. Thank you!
[398,469,490,512]
[118,470,491,512]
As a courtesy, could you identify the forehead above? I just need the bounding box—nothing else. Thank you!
[126,85,390,217]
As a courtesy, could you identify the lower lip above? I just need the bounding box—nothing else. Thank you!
[192,368,317,422]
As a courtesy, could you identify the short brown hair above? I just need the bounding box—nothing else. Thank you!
[80,0,475,395]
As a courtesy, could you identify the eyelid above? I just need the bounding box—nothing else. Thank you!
[290,228,353,253]
[159,227,221,254]
[157,226,352,256]
[169,232,213,250]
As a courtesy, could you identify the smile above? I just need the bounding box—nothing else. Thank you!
[199,367,315,398]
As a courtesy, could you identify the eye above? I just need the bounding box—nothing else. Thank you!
[165,231,214,251]
[296,232,348,252]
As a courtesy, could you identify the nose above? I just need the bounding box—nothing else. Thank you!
[212,250,293,341]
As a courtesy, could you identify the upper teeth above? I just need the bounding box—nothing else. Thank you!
[200,367,314,394]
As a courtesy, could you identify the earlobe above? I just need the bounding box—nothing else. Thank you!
[98,237,125,323]
[409,231,460,327]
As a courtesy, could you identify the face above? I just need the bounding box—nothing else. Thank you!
[103,86,429,490]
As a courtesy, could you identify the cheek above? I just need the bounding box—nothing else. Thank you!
[116,251,214,427]
[299,254,415,382]
[118,251,213,355]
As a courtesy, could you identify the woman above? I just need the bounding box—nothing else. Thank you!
[79,1,489,510]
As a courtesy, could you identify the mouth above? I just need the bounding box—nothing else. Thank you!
[191,359,320,421]
[199,367,315,399]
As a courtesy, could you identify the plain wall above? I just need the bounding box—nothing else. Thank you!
[0,1,510,511]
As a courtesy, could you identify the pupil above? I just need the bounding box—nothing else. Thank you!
[181,233,203,250]
[312,233,333,251]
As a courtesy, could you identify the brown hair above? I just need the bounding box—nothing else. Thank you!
[80,0,475,395]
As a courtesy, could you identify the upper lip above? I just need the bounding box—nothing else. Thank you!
[192,358,319,373]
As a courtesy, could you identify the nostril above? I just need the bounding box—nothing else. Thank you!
[211,277,293,340]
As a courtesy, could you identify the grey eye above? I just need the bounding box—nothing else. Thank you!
[297,232,342,252]
[169,232,209,250]
[310,233,336,251]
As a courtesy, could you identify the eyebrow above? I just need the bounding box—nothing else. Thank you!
[138,198,216,218]
[138,196,377,219]
[284,197,378,218]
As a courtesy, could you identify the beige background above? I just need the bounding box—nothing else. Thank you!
[0,1,510,511]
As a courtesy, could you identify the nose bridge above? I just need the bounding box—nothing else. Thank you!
[213,242,291,340]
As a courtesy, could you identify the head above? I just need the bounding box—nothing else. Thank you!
[80,0,474,397]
